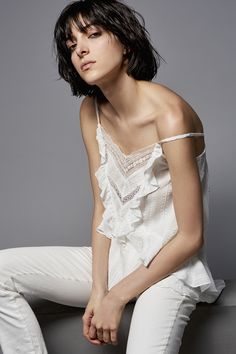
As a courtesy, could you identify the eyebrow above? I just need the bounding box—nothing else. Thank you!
[66,23,97,43]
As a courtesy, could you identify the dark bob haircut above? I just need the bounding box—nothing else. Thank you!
[53,0,166,99]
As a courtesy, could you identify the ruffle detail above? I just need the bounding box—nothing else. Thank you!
[95,163,114,239]
[95,124,107,165]
[124,145,163,248]
[95,131,164,249]
[95,125,114,238]
[172,251,226,303]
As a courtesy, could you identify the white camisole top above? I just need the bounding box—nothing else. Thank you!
[93,97,225,303]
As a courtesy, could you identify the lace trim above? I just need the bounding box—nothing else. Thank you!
[100,125,157,157]
[108,175,141,204]
[104,133,154,177]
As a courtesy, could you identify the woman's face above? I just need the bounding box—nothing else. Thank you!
[66,16,127,87]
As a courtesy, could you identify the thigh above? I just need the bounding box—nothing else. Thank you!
[0,246,93,307]
[126,276,199,354]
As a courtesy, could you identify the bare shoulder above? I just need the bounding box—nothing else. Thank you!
[142,81,204,139]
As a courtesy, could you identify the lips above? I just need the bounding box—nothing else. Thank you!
[80,61,96,71]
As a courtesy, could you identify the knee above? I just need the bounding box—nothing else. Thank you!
[0,248,19,289]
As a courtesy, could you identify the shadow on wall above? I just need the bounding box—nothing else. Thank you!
[208,194,235,279]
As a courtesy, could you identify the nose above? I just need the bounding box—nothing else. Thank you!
[75,44,89,58]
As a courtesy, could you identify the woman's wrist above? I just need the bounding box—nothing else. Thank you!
[91,284,108,297]
[106,287,129,307]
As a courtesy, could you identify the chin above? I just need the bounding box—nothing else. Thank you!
[81,72,103,86]
[82,66,121,87]
[83,76,107,88]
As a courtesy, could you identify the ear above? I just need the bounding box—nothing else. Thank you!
[123,47,130,56]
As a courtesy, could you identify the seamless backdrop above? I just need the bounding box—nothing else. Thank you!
[0,0,235,279]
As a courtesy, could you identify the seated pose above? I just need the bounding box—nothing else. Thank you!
[0,1,226,353]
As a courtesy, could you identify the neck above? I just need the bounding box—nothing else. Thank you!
[97,71,144,123]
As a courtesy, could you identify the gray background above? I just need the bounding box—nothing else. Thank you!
[0,0,235,280]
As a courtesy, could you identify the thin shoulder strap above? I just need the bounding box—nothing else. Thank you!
[94,97,101,124]
[158,132,204,144]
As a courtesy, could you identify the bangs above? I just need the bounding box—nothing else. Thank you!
[64,16,96,42]
[56,2,106,47]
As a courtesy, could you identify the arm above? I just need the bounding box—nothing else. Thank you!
[91,211,111,294]
[79,96,111,295]
[108,103,204,304]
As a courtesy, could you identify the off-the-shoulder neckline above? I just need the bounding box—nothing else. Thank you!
[97,122,206,160]
[94,97,206,160]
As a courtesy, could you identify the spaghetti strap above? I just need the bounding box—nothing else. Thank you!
[158,132,204,144]
[94,97,101,124]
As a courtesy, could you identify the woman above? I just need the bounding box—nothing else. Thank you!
[0,0,225,353]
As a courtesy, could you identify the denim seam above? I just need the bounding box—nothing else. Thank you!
[8,284,39,354]
[0,272,92,353]
[163,292,186,354]
[1,272,92,291]
[0,280,12,291]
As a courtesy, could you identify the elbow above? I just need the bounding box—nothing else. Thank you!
[192,232,204,253]
[180,230,204,254]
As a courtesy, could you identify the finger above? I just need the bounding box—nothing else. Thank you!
[83,318,104,345]
[110,329,118,345]
[89,323,97,340]
[82,310,92,326]
[102,329,111,344]
[84,327,103,346]
[87,337,104,345]
[82,318,90,338]
[96,328,103,342]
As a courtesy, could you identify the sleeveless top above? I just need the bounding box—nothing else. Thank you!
[93,97,225,303]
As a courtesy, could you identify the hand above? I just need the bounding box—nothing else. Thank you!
[82,290,108,346]
[88,291,126,346]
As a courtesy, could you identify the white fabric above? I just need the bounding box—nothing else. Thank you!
[94,97,225,303]
[0,245,201,354]
[158,132,204,144]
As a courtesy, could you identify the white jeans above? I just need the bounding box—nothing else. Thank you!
[0,242,201,354]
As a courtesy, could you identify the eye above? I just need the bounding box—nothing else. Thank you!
[89,31,101,38]
[68,43,77,52]
[66,31,101,53]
